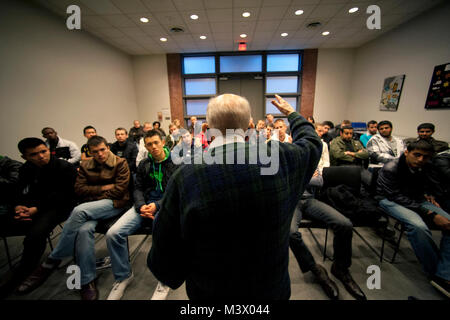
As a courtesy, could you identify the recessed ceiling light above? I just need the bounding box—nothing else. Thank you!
[200,35,207,39]
[242,12,251,18]
[190,14,199,20]
[281,33,288,37]
[322,31,330,36]
[240,34,247,38]
[140,17,149,23]
[160,37,167,42]
[295,10,304,15]
[348,7,359,13]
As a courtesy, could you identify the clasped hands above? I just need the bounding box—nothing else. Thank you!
[14,205,38,221]
[140,203,157,220]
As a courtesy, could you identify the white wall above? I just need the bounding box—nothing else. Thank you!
[347,3,450,141]
[313,49,355,125]
[132,55,172,134]
[0,0,139,161]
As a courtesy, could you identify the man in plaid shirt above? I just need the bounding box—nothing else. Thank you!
[147,94,322,300]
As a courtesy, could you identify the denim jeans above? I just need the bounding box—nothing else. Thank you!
[49,199,123,285]
[106,206,150,281]
[379,199,450,281]
[302,199,353,270]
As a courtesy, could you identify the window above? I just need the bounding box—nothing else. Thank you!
[266,76,298,94]
[266,97,297,114]
[184,78,216,95]
[186,99,209,116]
[267,54,300,72]
[220,55,262,73]
[183,56,215,74]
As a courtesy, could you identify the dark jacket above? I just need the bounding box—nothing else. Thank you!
[148,112,322,300]
[110,140,138,173]
[75,151,130,208]
[404,137,449,154]
[133,147,179,212]
[129,126,144,143]
[376,154,431,216]
[15,157,77,213]
[0,156,22,203]
[428,149,450,199]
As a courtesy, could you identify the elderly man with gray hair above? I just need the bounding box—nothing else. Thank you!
[147,94,322,300]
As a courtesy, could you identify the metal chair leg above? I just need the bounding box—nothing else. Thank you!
[323,227,329,262]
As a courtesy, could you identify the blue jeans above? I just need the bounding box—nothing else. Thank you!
[106,206,149,281]
[49,199,123,285]
[379,199,450,281]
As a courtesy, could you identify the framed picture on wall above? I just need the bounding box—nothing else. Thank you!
[424,62,450,109]
[379,75,405,111]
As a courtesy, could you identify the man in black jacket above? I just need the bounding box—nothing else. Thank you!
[105,130,179,300]
[376,140,450,297]
[110,128,138,174]
[0,138,77,297]
[0,155,22,214]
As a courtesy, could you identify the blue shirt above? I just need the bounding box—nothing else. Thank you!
[360,133,374,148]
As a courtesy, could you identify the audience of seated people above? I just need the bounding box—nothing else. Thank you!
[80,126,97,162]
[330,126,369,167]
[16,136,130,300]
[1,113,449,300]
[404,123,449,154]
[366,120,405,166]
[42,127,81,165]
[359,120,378,148]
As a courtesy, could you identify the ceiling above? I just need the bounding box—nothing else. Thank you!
[32,0,444,55]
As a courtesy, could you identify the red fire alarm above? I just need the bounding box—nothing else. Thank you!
[238,41,247,51]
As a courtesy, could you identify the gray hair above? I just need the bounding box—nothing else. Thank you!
[206,94,251,135]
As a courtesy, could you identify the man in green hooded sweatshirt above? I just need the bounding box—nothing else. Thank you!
[105,129,179,300]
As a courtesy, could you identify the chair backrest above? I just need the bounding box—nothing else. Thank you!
[322,166,361,195]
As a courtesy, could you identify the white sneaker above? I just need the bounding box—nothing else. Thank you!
[151,281,170,300]
[106,273,134,300]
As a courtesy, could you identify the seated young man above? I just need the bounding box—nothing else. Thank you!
[105,130,180,300]
[0,155,22,214]
[330,126,368,166]
[129,120,144,145]
[376,140,450,297]
[359,120,378,148]
[42,127,81,165]
[80,126,97,162]
[429,149,450,212]
[0,139,77,297]
[110,127,138,174]
[17,136,130,300]
[366,120,405,166]
[404,123,449,154]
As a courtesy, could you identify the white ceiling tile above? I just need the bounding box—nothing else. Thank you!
[320,0,350,4]
[308,4,347,19]
[253,31,275,41]
[101,14,137,27]
[333,2,372,19]
[180,10,208,24]
[79,0,122,14]
[258,6,289,20]
[210,21,233,31]
[255,20,280,32]
[126,13,157,25]
[215,40,233,47]
[330,28,361,39]
[277,19,305,31]
[142,0,177,12]
[186,23,212,34]
[97,27,126,38]
[284,5,318,19]
[81,15,112,29]
[204,0,233,9]
[323,17,354,29]
[263,0,292,6]
[291,0,321,4]
[234,21,257,33]
[110,0,148,13]
[172,0,205,11]
[206,9,233,22]
[153,11,186,27]
[131,36,159,46]
[119,27,148,37]
[212,33,233,41]
[233,0,263,8]
[141,24,167,36]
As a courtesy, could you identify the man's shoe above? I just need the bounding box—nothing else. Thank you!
[80,280,99,300]
[331,263,367,300]
[430,276,450,298]
[151,281,170,300]
[310,264,339,300]
[15,260,59,295]
[106,273,134,300]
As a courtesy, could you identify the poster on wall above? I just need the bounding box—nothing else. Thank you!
[379,75,405,111]
[424,62,450,109]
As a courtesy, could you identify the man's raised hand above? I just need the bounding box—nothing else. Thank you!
[271,94,295,116]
